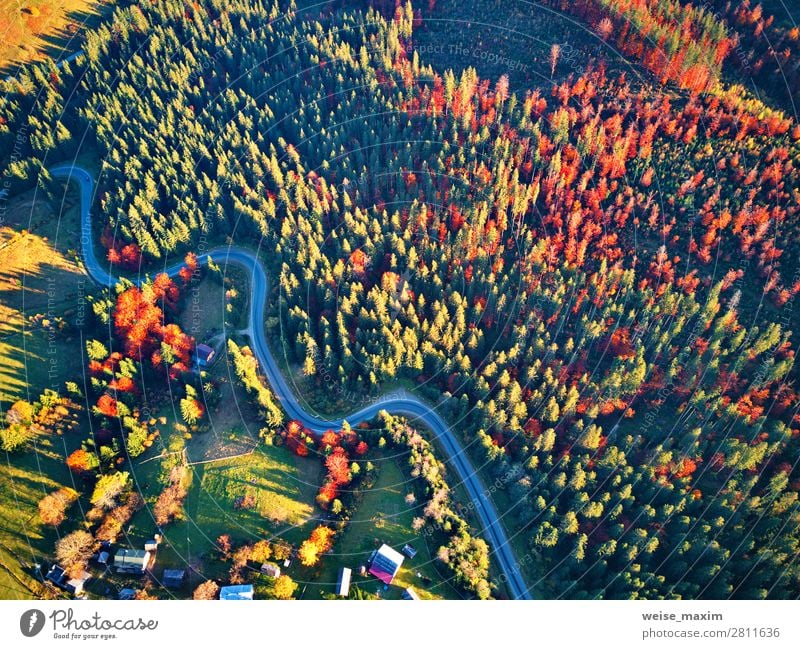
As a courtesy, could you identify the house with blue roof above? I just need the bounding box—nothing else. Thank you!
[219,584,254,600]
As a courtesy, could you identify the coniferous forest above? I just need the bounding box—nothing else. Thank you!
[1,0,800,602]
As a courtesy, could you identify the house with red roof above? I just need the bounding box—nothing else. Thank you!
[368,544,404,585]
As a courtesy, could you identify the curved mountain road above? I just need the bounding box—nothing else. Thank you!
[50,163,532,600]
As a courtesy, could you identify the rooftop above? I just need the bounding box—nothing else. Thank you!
[402,544,418,559]
[195,344,216,363]
[403,587,420,600]
[113,548,151,572]
[260,562,281,578]
[219,584,254,600]
[336,567,352,597]
[118,588,136,600]
[67,571,92,595]
[45,564,67,586]
[46,565,90,595]
[162,569,186,587]
[368,544,405,585]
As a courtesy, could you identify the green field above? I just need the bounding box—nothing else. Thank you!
[119,420,321,593]
[192,444,320,545]
[313,455,461,600]
[177,267,249,343]
[0,177,90,598]
[0,181,87,406]
[0,429,84,599]
[120,407,469,599]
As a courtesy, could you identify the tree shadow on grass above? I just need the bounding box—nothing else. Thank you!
[0,1,115,76]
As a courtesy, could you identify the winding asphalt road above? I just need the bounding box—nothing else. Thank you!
[50,163,532,600]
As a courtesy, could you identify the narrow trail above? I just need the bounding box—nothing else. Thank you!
[50,163,532,599]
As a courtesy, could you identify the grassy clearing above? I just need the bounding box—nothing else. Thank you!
[189,346,261,463]
[193,443,320,543]
[178,263,250,338]
[312,455,461,600]
[0,178,92,599]
[0,427,86,599]
[124,405,321,591]
[0,0,114,73]
[0,182,87,405]
[178,277,226,341]
[150,443,318,589]
[405,0,622,89]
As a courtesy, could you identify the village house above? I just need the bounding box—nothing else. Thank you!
[336,567,352,597]
[195,343,216,368]
[219,584,254,600]
[113,548,151,574]
[368,544,404,585]
[45,565,91,596]
[260,562,281,578]
[403,587,420,600]
[162,568,187,588]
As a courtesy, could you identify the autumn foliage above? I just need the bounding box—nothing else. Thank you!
[179,251,199,285]
[95,493,145,542]
[325,448,352,485]
[542,0,734,93]
[66,448,98,475]
[193,580,220,600]
[285,420,313,457]
[105,240,143,270]
[298,525,335,566]
[38,488,78,526]
[113,275,193,377]
[153,466,190,526]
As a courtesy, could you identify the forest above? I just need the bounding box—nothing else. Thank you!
[1,0,799,599]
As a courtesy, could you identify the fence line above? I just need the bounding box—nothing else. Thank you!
[186,444,259,466]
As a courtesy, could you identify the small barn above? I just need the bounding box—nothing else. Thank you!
[66,571,91,596]
[162,569,186,588]
[260,562,281,578]
[219,584,254,600]
[403,587,420,600]
[368,544,404,585]
[45,564,68,589]
[113,548,151,574]
[402,544,418,559]
[336,567,352,597]
[195,344,216,368]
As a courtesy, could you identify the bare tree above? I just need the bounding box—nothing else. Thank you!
[550,43,561,78]
[55,531,96,578]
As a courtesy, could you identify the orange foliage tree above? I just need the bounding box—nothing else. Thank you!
[298,525,335,566]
